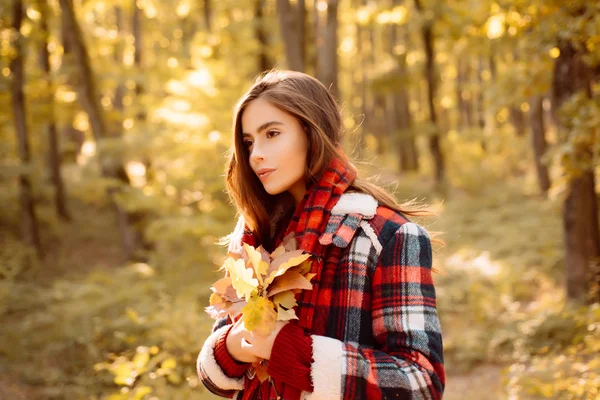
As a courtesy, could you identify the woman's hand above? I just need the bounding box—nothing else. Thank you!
[240,320,288,360]
[225,317,261,364]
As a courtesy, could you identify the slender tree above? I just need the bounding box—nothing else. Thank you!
[132,0,145,121]
[414,0,445,184]
[316,0,339,100]
[38,0,71,221]
[59,0,140,260]
[275,0,305,71]
[529,95,551,194]
[552,38,600,303]
[255,0,274,72]
[10,0,43,257]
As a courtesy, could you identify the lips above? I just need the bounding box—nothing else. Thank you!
[257,168,275,180]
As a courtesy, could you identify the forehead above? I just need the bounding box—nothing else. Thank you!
[241,98,293,133]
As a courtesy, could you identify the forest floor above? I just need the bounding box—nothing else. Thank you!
[1,165,570,399]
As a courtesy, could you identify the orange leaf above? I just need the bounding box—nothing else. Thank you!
[209,292,224,306]
[266,271,313,298]
[253,361,269,382]
[264,252,311,287]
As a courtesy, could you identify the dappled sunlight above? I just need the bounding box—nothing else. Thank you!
[445,249,502,277]
[153,105,209,128]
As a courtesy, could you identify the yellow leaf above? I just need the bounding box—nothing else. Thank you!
[264,252,311,287]
[273,291,297,310]
[304,272,317,282]
[132,351,149,371]
[161,357,177,370]
[209,292,224,305]
[225,257,258,300]
[270,244,286,259]
[277,306,298,321]
[242,297,277,336]
[295,260,312,275]
[244,244,269,285]
[133,386,153,400]
[167,372,182,384]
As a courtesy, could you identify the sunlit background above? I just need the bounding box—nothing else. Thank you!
[0,0,599,398]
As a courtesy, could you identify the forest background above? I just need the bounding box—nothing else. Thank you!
[0,0,599,399]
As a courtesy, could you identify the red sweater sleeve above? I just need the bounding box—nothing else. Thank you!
[267,323,314,392]
[214,324,251,378]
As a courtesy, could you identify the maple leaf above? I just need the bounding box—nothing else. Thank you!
[225,257,258,300]
[243,244,269,286]
[242,296,277,336]
[266,271,313,297]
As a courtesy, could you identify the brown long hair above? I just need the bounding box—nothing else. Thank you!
[225,70,441,252]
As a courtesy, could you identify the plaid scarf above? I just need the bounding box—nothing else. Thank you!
[278,155,357,332]
[240,154,357,400]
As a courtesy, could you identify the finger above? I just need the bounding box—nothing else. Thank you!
[240,338,254,354]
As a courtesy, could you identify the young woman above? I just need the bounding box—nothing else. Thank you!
[197,70,445,400]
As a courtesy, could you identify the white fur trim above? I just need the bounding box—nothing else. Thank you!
[302,335,343,400]
[360,220,383,255]
[198,325,245,391]
[331,193,378,218]
[227,216,246,255]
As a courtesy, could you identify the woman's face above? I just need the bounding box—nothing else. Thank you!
[241,97,309,204]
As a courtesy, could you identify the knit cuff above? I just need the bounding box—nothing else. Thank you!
[267,323,314,392]
[214,324,251,378]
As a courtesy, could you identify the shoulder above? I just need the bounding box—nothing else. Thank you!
[319,192,423,251]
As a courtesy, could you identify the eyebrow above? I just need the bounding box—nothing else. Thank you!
[242,121,284,137]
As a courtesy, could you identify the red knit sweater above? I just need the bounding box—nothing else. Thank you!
[214,322,314,399]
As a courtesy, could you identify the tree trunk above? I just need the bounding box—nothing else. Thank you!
[529,96,551,194]
[59,0,140,261]
[298,0,306,71]
[11,0,43,257]
[552,39,600,303]
[132,0,145,121]
[353,0,367,157]
[38,0,71,221]
[476,56,487,140]
[113,6,125,111]
[414,0,444,184]
[509,107,527,137]
[316,0,339,100]
[396,24,418,171]
[275,0,304,71]
[255,0,274,72]
[203,0,212,33]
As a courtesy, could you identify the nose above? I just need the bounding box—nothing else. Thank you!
[249,140,265,165]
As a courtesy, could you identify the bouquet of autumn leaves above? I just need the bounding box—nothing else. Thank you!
[205,234,315,338]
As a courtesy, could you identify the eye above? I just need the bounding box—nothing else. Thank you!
[243,139,253,149]
[266,130,280,139]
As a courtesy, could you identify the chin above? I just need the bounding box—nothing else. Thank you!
[263,184,284,196]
